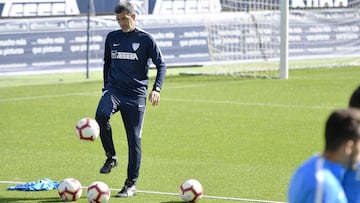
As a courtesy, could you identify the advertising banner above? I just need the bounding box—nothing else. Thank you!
[0,10,359,75]
[0,15,209,74]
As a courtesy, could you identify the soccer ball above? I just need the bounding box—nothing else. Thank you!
[87,181,111,203]
[179,179,204,202]
[58,178,82,201]
[75,117,100,141]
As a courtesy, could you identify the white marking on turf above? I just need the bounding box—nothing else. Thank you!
[162,98,335,110]
[133,189,287,203]
[0,180,287,203]
[0,92,99,102]
[0,92,335,110]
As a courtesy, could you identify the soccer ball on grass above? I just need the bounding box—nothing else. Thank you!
[87,181,111,203]
[179,179,204,202]
[75,117,100,141]
[58,178,82,201]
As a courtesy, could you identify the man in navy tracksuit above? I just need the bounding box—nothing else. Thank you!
[95,1,166,198]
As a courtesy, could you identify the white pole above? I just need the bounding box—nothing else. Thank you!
[86,0,91,79]
[143,0,149,14]
[279,0,289,79]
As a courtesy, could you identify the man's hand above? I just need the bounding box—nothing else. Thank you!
[148,91,160,106]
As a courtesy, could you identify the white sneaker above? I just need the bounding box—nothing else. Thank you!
[115,185,136,197]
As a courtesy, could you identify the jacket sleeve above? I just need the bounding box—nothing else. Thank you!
[103,34,111,89]
[150,38,167,91]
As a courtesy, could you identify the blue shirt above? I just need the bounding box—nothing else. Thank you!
[288,155,347,203]
[343,163,360,203]
[103,27,166,98]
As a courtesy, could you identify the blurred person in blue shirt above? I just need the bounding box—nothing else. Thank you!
[288,108,360,203]
[343,86,360,203]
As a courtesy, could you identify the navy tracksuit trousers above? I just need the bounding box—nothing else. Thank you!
[95,88,145,184]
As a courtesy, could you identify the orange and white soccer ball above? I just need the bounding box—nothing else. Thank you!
[75,117,100,141]
[87,181,111,203]
[179,179,204,202]
[58,178,82,201]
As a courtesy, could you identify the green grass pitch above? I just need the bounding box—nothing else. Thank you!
[0,66,359,202]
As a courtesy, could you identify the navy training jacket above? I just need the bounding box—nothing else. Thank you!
[103,27,166,98]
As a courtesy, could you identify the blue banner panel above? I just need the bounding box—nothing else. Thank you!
[0,15,210,74]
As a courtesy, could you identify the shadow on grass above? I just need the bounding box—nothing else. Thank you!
[160,201,184,203]
[0,197,63,202]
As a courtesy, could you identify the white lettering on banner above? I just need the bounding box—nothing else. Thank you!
[32,46,63,54]
[223,38,240,44]
[248,29,272,35]
[71,35,103,43]
[306,35,330,41]
[308,12,356,20]
[157,40,173,47]
[163,55,175,59]
[217,30,241,36]
[246,37,257,43]
[70,44,101,52]
[0,24,27,33]
[212,37,241,46]
[30,22,66,30]
[289,35,302,41]
[34,37,65,45]
[336,33,358,40]
[308,27,331,33]
[291,0,348,7]
[90,35,103,42]
[336,26,359,32]
[179,39,207,47]
[182,31,207,38]
[74,36,87,43]
[152,32,175,39]
[68,21,86,29]
[0,39,27,46]
[289,28,303,34]
[246,37,272,43]
[0,48,24,56]
[68,20,104,29]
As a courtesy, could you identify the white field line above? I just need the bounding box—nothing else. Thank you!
[0,180,286,203]
[133,189,287,203]
[0,80,228,101]
[0,92,99,102]
[162,98,335,110]
[0,91,336,110]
